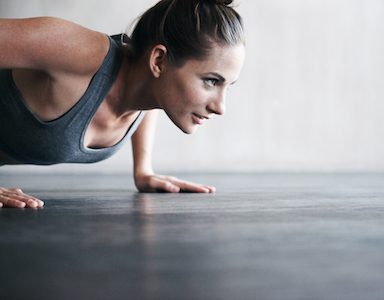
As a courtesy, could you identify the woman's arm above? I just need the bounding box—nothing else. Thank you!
[0,17,108,76]
[131,110,216,193]
[131,110,158,179]
[0,17,107,208]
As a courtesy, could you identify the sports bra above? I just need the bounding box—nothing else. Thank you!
[0,35,145,165]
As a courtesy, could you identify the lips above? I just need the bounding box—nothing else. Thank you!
[192,113,208,125]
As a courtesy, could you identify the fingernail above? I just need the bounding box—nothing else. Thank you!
[28,200,38,208]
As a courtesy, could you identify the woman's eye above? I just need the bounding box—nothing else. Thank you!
[204,78,219,87]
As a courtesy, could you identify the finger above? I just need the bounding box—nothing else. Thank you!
[16,194,40,208]
[22,194,44,207]
[1,191,39,208]
[151,177,180,193]
[10,188,23,193]
[0,189,24,208]
[9,189,44,207]
[0,195,26,208]
[167,178,211,193]
[205,186,216,193]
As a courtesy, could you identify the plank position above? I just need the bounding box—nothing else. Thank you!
[0,0,245,208]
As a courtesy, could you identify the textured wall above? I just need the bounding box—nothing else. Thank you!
[1,0,383,173]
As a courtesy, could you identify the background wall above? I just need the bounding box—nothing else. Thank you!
[1,0,383,174]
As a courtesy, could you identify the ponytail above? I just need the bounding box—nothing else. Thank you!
[127,0,244,66]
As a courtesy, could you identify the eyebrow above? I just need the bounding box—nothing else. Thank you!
[206,72,226,82]
[204,72,237,85]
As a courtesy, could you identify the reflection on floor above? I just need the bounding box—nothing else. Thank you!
[1,173,384,300]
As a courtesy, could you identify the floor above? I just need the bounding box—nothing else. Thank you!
[1,173,384,300]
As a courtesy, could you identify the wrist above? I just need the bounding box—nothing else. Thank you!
[134,166,154,180]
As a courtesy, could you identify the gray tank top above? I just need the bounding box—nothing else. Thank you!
[0,35,145,165]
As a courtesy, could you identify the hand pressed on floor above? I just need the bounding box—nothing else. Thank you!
[135,173,216,193]
[0,187,44,208]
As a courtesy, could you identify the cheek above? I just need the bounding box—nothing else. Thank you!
[176,81,206,107]
[168,82,201,110]
[162,72,206,114]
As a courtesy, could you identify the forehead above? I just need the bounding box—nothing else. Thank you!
[178,43,245,81]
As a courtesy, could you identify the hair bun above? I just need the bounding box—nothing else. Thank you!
[205,0,233,6]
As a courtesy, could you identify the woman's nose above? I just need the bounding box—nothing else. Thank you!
[207,93,226,116]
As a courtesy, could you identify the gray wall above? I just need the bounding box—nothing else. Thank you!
[1,0,383,173]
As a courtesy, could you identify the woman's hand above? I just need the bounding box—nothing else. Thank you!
[0,187,44,208]
[134,173,216,193]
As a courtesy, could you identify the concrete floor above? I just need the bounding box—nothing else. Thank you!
[0,173,384,300]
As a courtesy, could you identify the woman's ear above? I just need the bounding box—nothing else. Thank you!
[149,44,168,78]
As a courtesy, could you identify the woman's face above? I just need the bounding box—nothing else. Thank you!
[155,43,245,134]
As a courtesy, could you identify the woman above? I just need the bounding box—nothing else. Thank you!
[0,0,245,208]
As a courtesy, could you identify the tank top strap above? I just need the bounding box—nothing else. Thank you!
[64,35,123,124]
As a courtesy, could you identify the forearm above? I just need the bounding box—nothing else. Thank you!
[131,109,215,193]
[131,109,159,177]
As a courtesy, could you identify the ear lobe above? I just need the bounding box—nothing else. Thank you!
[149,44,168,78]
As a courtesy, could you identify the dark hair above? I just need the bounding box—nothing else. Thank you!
[127,0,244,66]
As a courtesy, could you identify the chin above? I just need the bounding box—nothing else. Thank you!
[165,112,198,134]
[179,124,197,135]
[170,116,198,134]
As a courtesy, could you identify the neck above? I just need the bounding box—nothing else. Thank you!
[106,56,160,118]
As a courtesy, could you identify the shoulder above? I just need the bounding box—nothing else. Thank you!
[0,17,110,78]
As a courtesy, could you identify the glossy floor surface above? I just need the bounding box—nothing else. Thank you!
[1,173,384,300]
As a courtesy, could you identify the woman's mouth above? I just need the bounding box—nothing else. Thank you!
[192,113,208,125]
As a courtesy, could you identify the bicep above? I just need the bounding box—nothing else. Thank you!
[0,17,108,76]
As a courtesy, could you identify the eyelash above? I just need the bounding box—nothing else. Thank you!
[204,78,219,87]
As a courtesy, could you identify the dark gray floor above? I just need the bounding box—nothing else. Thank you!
[1,173,384,300]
